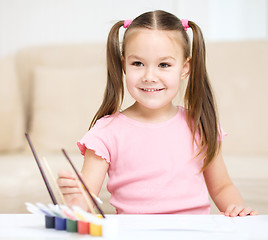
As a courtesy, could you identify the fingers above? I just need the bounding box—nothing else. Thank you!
[224,204,242,217]
[249,210,258,216]
[237,207,255,217]
[56,169,87,208]
[57,177,78,188]
[57,169,75,179]
[57,170,81,195]
[223,205,258,217]
[60,187,82,195]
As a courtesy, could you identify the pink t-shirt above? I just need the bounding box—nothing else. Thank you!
[77,106,226,214]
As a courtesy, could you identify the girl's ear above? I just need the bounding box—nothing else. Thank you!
[121,56,126,73]
[180,57,191,80]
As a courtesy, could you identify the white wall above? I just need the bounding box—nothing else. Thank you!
[176,0,268,41]
[0,0,267,58]
[0,0,176,57]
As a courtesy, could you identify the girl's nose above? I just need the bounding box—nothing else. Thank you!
[143,67,157,83]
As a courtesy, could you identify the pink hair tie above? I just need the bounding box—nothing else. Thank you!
[123,19,133,28]
[181,19,189,31]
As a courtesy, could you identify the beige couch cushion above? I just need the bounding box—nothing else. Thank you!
[15,43,106,132]
[0,55,25,152]
[29,65,106,152]
[206,41,268,155]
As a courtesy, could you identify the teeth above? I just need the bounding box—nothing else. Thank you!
[142,88,162,92]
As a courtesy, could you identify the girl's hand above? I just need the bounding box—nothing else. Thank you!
[220,204,258,217]
[57,169,88,210]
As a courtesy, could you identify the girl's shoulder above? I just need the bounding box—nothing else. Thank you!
[92,112,122,130]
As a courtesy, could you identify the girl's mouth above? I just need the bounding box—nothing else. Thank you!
[141,88,164,92]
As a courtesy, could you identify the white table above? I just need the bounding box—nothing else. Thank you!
[0,214,268,239]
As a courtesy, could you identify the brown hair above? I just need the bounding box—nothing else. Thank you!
[89,10,221,171]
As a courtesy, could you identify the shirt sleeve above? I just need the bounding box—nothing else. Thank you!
[77,122,111,163]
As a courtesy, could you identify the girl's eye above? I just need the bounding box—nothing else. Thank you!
[132,61,144,67]
[159,63,170,68]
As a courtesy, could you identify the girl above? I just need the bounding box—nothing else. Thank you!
[58,10,257,217]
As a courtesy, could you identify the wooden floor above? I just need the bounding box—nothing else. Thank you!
[0,153,267,214]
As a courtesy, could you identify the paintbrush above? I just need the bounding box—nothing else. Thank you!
[25,133,58,205]
[42,157,67,205]
[61,149,105,218]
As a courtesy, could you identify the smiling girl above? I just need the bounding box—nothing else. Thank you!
[58,10,257,217]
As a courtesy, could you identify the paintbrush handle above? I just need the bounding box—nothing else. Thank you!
[77,180,96,215]
[25,133,57,205]
[42,157,67,205]
[61,149,105,218]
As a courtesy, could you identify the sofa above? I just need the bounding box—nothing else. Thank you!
[1,41,268,214]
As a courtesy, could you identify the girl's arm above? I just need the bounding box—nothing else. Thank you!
[81,149,110,200]
[57,149,109,211]
[204,150,258,217]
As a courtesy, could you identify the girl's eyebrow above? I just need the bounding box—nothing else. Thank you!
[127,55,144,60]
[159,56,176,61]
[127,55,176,61]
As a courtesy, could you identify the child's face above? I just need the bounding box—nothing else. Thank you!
[123,29,190,111]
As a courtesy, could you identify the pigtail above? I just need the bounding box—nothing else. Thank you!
[89,21,125,129]
[184,21,220,171]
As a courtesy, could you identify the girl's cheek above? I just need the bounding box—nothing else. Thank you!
[126,72,142,83]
